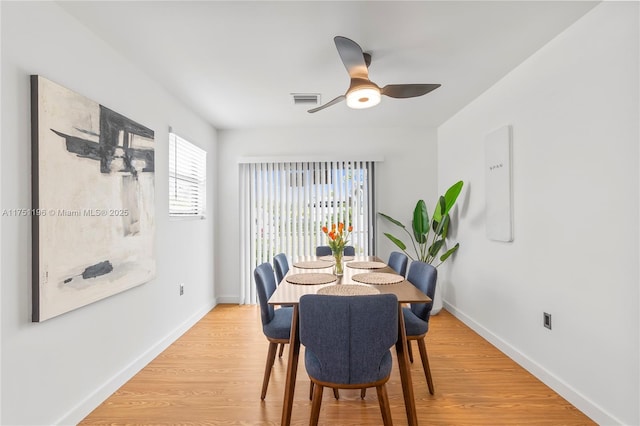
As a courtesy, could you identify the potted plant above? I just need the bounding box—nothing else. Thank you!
[378,181,464,267]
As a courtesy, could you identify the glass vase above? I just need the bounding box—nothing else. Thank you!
[332,249,344,276]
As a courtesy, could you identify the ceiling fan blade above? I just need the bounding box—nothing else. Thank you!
[381,84,441,99]
[307,95,346,113]
[334,36,369,80]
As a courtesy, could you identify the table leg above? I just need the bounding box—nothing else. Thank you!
[396,305,418,426]
[281,304,300,426]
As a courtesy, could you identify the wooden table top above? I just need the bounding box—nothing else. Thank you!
[268,256,431,305]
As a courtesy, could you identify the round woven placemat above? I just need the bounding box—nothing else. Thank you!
[318,255,354,262]
[347,261,387,270]
[351,272,404,285]
[285,273,337,285]
[293,260,333,269]
[317,285,380,296]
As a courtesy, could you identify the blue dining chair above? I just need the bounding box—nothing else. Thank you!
[388,251,408,277]
[403,260,438,395]
[315,245,331,256]
[299,293,398,426]
[273,252,292,355]
[273,253,289,284]
[254,262,292,400]
[315,245,355,256]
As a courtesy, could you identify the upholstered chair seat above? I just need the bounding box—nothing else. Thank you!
[403,261,438,395]
[254,262,291,400]
[299,293,398,425]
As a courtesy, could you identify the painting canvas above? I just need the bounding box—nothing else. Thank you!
[31,75,155,322]
[485,125,513,242]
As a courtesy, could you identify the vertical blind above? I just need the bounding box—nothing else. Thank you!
[239,160,375,304]
[169,132,207,218]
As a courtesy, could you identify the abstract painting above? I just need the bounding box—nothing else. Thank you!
[31,75,155,322]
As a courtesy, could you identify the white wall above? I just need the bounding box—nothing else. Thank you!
[216,127,438,303]
[1,3,217,425]
[438,3,639,425]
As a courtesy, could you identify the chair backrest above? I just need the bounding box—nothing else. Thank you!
[316,245,355,256]
[273,253,289,284]
[388,251,408,277]
[406,261,437,322]
[299,294,398,385]
[254,262,277,326]
[315,246,332,256]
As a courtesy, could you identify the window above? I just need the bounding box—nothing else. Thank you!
[239,160,376,304]
[169,132,206,218]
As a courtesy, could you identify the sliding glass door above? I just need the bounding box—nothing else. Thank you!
[239,160,375,303]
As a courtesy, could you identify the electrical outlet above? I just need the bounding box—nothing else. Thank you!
[179,283,184,296]
[543,312,552,329]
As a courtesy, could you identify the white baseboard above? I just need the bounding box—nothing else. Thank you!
[443,300,621,426]
[55,300,216,425]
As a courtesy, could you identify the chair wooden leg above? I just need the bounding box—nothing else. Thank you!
[309,381,314,400]
[278,343,285,358]
[417,338,435,395]
[332,388,340,399]
[310,382,324,426]
[376,384,393,426]
[260,342,278,400]
[407,339,414,363]
[361,388,366,399]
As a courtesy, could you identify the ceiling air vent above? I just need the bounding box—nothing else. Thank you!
[292,93,320,106]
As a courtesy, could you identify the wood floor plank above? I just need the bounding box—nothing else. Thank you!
[80,305,594,425]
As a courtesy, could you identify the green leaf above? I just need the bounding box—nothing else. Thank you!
[432,196,446,223]
[378,212,406,229]
[443,180,464,216]
[435,214,450,236]
[442,214,450,238]
[412,200,429,244]
[439,243,460,262]
[383,233,407,251]
[432,181,463,222]
[428,239,445,257]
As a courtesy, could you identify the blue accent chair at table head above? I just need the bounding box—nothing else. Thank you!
[299,293,398,426]
[315,245,355,256]
[254,262,292,400]
[403,260,438,395]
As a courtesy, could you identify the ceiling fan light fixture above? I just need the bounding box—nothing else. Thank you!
[307,36,440,114]
[346,87,381,109]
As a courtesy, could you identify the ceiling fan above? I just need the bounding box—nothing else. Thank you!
[308,36,441,113]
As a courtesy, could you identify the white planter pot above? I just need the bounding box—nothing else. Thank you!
[430,278,443,315]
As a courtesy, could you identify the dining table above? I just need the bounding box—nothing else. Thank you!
[268,255,431,426]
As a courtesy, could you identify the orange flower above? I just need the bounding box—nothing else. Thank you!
[321,222,353,253]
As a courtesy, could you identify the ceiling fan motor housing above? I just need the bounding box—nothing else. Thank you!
[346,78,381,109]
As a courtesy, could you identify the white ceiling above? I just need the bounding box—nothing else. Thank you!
[58,1,598,130]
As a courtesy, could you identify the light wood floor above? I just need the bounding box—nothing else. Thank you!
[80,304,594,425]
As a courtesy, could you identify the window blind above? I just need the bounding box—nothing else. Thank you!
[169,132,206,218]
[239,160,375,304]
